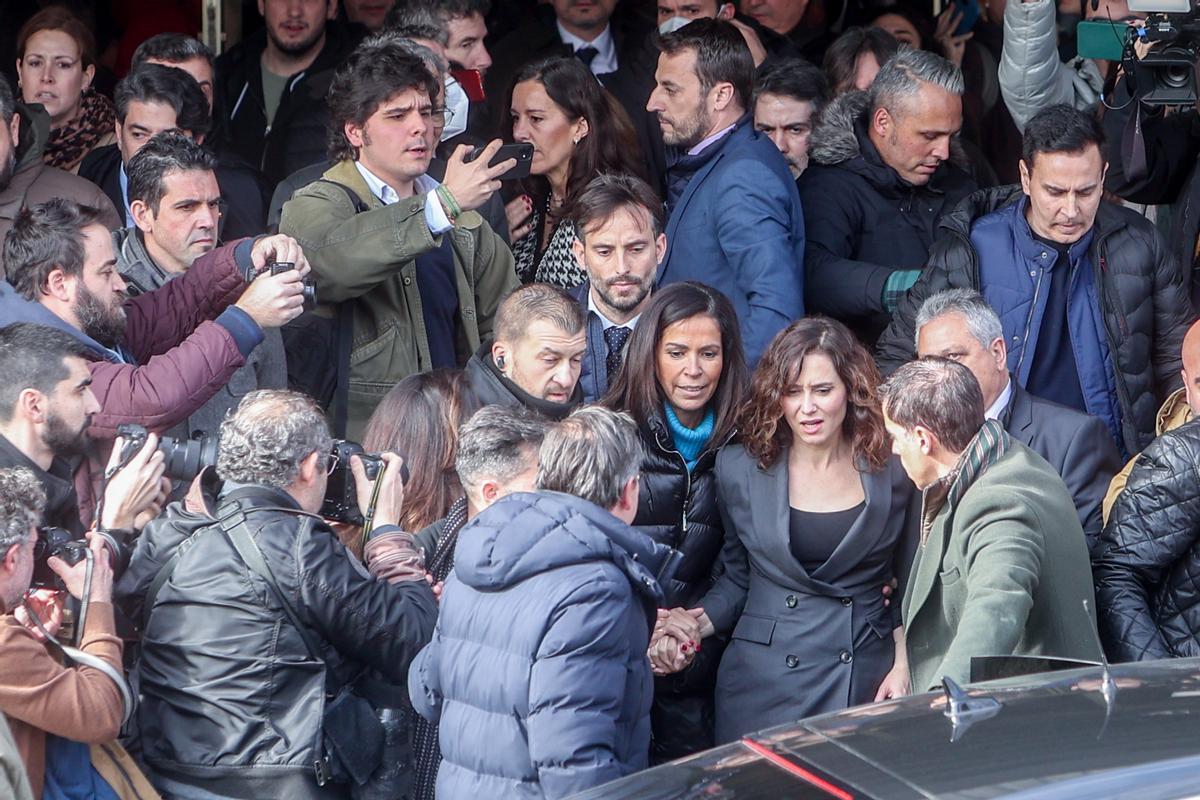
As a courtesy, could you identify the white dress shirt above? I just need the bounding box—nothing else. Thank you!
[354,161,454,234]
[556,20,619,75]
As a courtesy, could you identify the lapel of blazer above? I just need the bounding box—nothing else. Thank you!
[812,464,894,582]
[749,447,843,594]
[902,498,954,628]
[1004,378,1035,439]
[660,141,731,280]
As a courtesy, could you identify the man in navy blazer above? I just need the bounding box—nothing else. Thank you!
[915,289,1121,556]
[647,19,804,365]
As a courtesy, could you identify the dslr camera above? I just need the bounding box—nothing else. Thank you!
[31,526,131,591]
[321,440,395,526]
[117,423,218,483]
[118,424,403,526]
[268,260,317,311]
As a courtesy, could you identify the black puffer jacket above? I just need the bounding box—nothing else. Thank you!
[118,485,438,799]
[877,185,1190,456]
[1095,417,1200,662]
[797,91,977,340]
[633,416,730,763]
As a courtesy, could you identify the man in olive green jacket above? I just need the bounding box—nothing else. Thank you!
[279,36,517,434]
[882,358,1102,693]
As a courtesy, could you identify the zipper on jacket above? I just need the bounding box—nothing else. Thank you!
[1014,264,1045,378]
[1095,239,1137,452]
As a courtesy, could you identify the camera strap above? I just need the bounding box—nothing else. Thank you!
[315,179,368,440]
[22,601,135,727]
[214,502,329,673]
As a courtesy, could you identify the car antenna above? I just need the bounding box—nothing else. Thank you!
[1083,599,1117,737]
[941,676,1003,743]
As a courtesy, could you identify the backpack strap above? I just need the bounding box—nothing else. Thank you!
[313,178,368,437]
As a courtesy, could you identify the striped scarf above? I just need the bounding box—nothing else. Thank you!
[412,496,469,800]
[920,419,1011,544]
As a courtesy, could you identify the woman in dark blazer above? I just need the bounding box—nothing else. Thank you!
[605,282,749,762]
[678,316,919,742]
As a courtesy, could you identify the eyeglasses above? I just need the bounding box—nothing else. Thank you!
[323,454,339,475]
[431,106,455,124]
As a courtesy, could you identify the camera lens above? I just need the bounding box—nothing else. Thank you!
[159,434,220,482]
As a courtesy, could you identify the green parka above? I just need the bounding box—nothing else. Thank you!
[280,160,518,434]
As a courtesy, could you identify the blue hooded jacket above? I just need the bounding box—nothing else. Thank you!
[408,491,674,800]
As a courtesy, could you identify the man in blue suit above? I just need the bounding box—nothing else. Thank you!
[647,19,804,365]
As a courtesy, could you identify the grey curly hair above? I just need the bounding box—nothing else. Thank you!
[0,467,45,553]
[217,390,333,489]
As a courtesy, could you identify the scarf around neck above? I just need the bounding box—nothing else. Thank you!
[664,403,715,471]
[44,89,114,172]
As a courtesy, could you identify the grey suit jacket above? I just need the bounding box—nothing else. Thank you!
[703,444,919,742]
[1002,380,1122,558]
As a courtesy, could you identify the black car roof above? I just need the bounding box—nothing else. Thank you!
[575,659,1200,799]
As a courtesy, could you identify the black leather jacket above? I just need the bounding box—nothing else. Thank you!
[1095,417,1200,662]
[117,485,437,798]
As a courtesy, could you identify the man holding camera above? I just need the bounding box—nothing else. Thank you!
[120,390,437,799]
[1,197,308,521]
[119,131,287,441]
[279,35,517,436]
[0,440,166,798]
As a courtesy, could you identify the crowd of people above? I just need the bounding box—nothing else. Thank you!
[1,0,1200,798]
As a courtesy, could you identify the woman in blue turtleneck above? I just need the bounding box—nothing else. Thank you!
[603,282,748,763]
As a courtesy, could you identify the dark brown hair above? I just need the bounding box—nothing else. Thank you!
[879,357,984,453]
[17,7,96,69]
[603,282,747,446]
[658,18,754,111]
[503,56,649,214]
[739,316,888,471]
[361,369,477,532]
[572,173,664,242]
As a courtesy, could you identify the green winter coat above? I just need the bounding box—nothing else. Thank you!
[279,159,518,434]
[902,424,1102,692]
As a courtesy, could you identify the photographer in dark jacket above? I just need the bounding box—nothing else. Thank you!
[603,281,747,763]
[119,390,436,800]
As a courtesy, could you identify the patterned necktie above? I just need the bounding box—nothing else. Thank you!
[604,325,631,381]
[575,46,599,70]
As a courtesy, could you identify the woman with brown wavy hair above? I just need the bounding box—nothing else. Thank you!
[361,368,476,538]
[659,316,919,742]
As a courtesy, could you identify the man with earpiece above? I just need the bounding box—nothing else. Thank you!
[463,283,587,419]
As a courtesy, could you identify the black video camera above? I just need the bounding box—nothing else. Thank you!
[1079,0,1200,106]
[117,423,218,483]
[268,260,317,311]
[320,440,410,526]
[31,526,131,591]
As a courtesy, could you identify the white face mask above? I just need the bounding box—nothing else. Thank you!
[659,16,692,34]
[440,75,470,142]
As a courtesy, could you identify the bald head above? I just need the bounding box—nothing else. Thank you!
[1182,319,1200,413]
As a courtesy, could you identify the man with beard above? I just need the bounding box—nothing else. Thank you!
[0,76,118,273]
[0,198,308,523]
[0,323,104,533]
[647,19,804,366]
[213,0,360,186]
[568,174,665,402]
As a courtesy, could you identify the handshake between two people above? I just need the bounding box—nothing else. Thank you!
[648,606,716,676]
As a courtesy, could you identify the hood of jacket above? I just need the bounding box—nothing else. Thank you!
[454,490,671,605]
[13,103,51,175]
[465,343,582,420]
[113,226,176,296]
[0,281,121,362]
[809,90,972,187]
